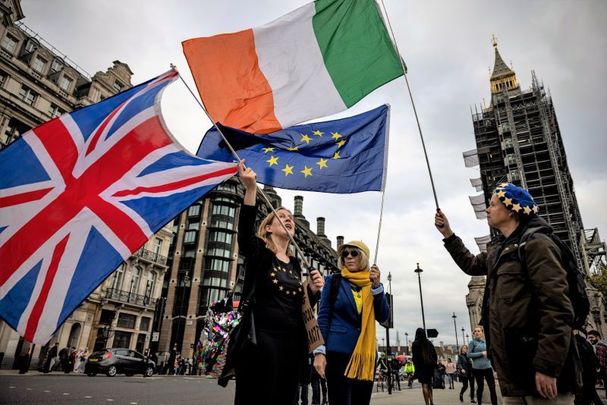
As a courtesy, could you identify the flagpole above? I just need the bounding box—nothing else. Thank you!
[175,70,313,270]
[373,189,386,265]
[378,0,440,210]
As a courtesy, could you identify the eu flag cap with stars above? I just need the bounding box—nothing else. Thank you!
[197,105,390,194]
[493,183,538,216]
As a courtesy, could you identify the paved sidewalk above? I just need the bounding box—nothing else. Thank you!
[371,385,496,405]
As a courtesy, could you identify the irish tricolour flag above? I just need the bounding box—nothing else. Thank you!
[183,0,404,134]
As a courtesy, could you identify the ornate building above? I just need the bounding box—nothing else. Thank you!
[0,0,172,369]
[463,38,607,335]
[156,182,339,361]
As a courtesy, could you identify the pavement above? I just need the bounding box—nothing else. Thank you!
[1,370,605,405]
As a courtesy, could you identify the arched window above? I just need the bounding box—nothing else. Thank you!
[68,323,81,348]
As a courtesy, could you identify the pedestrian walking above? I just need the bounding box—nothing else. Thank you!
[313,239,390,405]
[435,182,580,403]
[587,330,607,401]
[457,344,475,403]
[446,358,457,389]
[43,342,59,373]
[224,163,324,405]
[573,332,602,405]
[412,328,438,405]
[405,360,415,388]
[468,328,498,405]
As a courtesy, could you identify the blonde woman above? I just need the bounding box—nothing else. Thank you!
[313,241,389,405]
[228,163,324,405]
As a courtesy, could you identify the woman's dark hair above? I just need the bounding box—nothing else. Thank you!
[414,327,427,342]
[414,327,432,365]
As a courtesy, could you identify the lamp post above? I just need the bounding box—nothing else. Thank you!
[386,272,393,395]
[414,263,426,331]
[405,332,409,349]
[466,334,469,342]
[452,312,459,348]
[461,327,465,346]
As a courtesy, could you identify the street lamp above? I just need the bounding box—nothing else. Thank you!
[452,313,459,348]
[414,263,426,331]
[461,327,465,346]
[385,272,393,395]
[405,332,409,349]
[175,273,190,352]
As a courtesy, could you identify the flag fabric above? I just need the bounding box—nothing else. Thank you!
[183,0,403,134]
[0,70,238,344]
[197,104,390,193]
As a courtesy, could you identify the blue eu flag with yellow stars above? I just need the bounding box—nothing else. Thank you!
[197,105,390,193]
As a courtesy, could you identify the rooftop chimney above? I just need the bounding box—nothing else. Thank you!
[294,195,303,217]
[316,217,326,237]
[336,236,344,249]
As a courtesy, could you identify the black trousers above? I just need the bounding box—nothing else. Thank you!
[459,372,475,400]
[234,329,304,405]
[472,368,497,405]
[326,351,373,405]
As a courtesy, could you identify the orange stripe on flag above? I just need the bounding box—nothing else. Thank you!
[183,29,281,134]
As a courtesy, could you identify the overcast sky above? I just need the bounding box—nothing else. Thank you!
[22,0,607,347]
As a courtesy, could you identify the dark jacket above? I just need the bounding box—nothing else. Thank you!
[316,274,389,354]
[443,216,575,397]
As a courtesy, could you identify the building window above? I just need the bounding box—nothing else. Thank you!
[113,331,132,348]
[208,231,233,244]
[139,317,151,332]
[183,230,196,244]
[206,247,231,258]
[187,204,201,217]
[206,258,230,274]
[0,33,18,54]
[135,334,146,353]
[211,204,235,218]
[111,264,125,291]
[199,287,227,310]
[0,70,6,88]
[58,75,73,92]
[113,80,124,93]
[32,55,47,74]
[129,267,142,295]
[50,58,64,73]
[152,237,162,255]
[18,84,37,105]
[48,103,64,118]
[117,313,137,329]
[24,39,38,54]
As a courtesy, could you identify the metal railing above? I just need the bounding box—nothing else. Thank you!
[134,248,168,266]
[105,288,157,307]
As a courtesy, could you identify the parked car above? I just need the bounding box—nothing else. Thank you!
[85,348,155,377]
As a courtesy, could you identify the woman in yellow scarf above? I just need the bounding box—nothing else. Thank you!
[313,240,390,405]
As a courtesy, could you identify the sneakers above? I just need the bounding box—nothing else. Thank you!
[459,394,463,402]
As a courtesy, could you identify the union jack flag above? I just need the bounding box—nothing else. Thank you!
[0,70,238,344]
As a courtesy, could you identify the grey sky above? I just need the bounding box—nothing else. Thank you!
[22,0,607,346]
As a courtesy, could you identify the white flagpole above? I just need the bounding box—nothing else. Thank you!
[377,0,440,210]
[175,68,313,270]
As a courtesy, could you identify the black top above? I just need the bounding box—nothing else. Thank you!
[238,204,308,334]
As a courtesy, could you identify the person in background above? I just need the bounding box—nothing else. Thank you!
[313,240,390,405]
[457,344,475,403]
[468,327,497,405]
[412,328,438,405]
[446,358,457,389]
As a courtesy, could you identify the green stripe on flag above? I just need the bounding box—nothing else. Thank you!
[313,0,404,107]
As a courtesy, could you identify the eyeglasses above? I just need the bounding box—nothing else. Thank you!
[341,248,360,259]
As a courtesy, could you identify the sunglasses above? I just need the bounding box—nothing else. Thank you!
[341,248,360,259]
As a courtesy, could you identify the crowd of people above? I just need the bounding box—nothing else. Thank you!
[40,343,89,374]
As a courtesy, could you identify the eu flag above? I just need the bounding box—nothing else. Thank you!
[197,105,390,193]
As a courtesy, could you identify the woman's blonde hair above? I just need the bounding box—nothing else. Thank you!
[256,207,294,255]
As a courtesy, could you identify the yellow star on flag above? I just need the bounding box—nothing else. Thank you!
[282,164,294,176]
[301,166,313,178]
[316,158,328,169]
[331,132,342,140]
[336,140,346,148]
[287,145,299,151]
[266,155,279,166]
[262,147,275,154]
[333,151,340,160]
[300,134,312,144]
[312,130,323,136]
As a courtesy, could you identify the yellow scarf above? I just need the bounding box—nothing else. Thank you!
[341,267,376,381]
